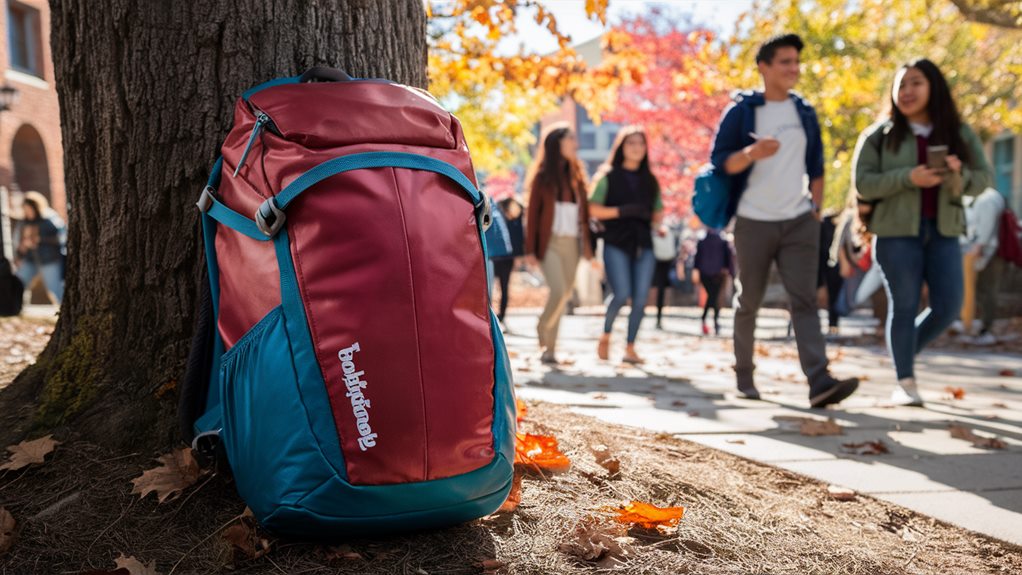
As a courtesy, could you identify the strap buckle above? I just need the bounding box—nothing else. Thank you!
[255,198,286,237]
[196,186,216,213]
[191,429,221,465]
[477,197,492,231]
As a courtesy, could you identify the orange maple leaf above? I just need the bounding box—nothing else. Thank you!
[609,501,685,528]
[515,398,528,422]
[515,433,570,473]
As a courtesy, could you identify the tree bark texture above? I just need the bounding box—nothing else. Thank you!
[0,0,426,449]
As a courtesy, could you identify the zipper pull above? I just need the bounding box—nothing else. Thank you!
[233,112,269,177]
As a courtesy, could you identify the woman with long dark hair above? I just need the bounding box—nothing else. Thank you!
[524,122,593,364]
[14,191,66,305]
[590,126,665,364]
[853,59,992,406]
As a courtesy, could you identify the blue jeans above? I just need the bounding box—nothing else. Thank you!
[875,219,962,380]
[603,244,656,343]
[16,259,64,304]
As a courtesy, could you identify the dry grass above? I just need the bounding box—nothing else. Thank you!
[1,400,1019,575]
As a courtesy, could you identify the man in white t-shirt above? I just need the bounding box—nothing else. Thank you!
[709,34,860,408]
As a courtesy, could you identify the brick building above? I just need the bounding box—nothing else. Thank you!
[0,0,64,261]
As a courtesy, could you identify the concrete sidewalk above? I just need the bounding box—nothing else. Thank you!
[504,307,1022,545]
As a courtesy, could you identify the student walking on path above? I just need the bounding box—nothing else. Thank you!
[589,126,665,364]
[963,188,1007,344]
[853,58,993,406]
[14,191,66,305]
[491,197,525,325]
[525,123,593,364]
[710,33,859,408]
[693,228,734,336]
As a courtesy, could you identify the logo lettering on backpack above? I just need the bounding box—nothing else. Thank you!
[338,342,377,451]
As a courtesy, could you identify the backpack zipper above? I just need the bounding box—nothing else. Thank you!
[234,112,274,177]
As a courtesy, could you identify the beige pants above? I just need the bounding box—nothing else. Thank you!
[537,236,580,354]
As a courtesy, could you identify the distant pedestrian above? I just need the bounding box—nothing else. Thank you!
[709,33,859,407]
[14,191,65,305]
[492,197,525,324]
[819,210,844,334]
[853,58,993,406]
[589,126,665,364]
[693,228,734,336]
[651,224,679,329]
[963,188,1007,345]
[525,123,593,364]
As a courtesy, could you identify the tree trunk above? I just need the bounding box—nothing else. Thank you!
[0,0,426,450]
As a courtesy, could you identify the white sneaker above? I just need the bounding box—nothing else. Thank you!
[974,332,998,346]
[891,378,924,407]
[949,320,965,334]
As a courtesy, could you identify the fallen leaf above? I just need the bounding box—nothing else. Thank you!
[0,435,60,471]
[590,444,621,476]
[223,510,271,560]
[670,400,687,407]
[322,544,364,561]
[608,501,684,529]
[992,402,1009,409]
[827,485,856,501]
[943,386,966,400]
[0,507,15,556]
[687,411,701,417]
[776,416,843,436]
[497,467,523,513]
[592,393,608,400]
[515,398,528,422]
[154,380,177,399]
[515,433,571,473]
[841,440,890,455]
[79,570,130,575]
[998,369,1016,377]
[113,554,162,575]
[475,559,505,573]
[726,439,746,445]
[130,448,205,503]
[558,517,632,568]
[949,425,1007,449]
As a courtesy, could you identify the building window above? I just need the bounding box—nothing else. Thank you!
[8,2,42,78]
[993,137,1014,199]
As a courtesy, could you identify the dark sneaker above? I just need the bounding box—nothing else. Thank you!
[737,369,760,400]
[809,375,860,408]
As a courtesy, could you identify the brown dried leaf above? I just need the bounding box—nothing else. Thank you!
[0,435,60,471]
[79,570,130,575]
[992,402,1009,409]
[726,439,746,445]
[475,559,505,573]
[841,440,890,455]
[998,369,1016,377]
[222,512,271,560]
[949,424,1008,449]
[776,416,843,436]
[827,485,856,501]
[130,448,204,503]
[113,554,162,575]
[497,467,523,513]
[322,544,364,561]
[0,507,15,556]
[592,393,608,400]
[590,444,621,476]
[558,517,632,568]
[943,386,966,400]
[670,400,687,407]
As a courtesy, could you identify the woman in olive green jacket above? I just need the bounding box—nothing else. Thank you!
[852,59,993,407]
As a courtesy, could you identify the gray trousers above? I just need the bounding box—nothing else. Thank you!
[733,212,829,386]
[977,255,1005,332]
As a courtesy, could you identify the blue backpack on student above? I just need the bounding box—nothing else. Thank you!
[693,164,731,230]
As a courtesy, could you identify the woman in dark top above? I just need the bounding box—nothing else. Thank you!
[492,197,525,324]
[590,126,665,364]
[693,228,734,336]
[524,122,593,364]
[853,58,992,406]
[14,191,66,304]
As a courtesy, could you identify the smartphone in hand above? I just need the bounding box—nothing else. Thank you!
[927,145,948,172]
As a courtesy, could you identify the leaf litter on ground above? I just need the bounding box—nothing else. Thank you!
[841,440,890,455]
[948,424,1008,449]
[774,416,843,436]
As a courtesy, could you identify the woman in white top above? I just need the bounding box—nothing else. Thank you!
[524,123,594,364]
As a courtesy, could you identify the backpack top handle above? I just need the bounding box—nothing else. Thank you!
[299,66,353,83]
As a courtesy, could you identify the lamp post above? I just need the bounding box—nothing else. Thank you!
[0,82,21,264]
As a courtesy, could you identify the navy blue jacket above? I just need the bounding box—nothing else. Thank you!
[709,91,824,219]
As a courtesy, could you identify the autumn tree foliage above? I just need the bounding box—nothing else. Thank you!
[427,0,642,172]
[603,11,727,219]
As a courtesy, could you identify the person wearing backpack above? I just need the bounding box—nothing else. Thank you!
[709,33,859,407]
[492,197,525,325]
[853,59,993,406]
[13,191,66,305]
[963,188,1007,345]
[525,123,593,364]
[589,126,665,364]
[693,228,734,336]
